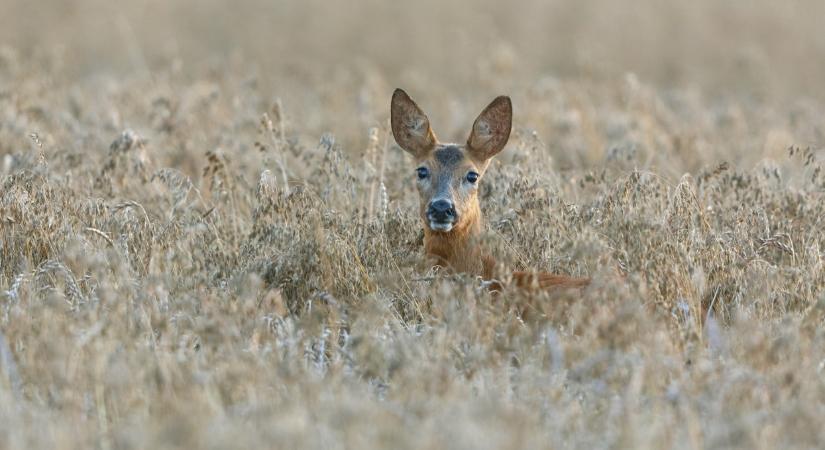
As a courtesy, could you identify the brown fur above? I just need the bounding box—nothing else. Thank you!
[391,88,590,292]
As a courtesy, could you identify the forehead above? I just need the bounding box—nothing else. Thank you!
[432,145,466,167]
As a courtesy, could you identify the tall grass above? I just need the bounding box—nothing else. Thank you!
[1,1,825,448]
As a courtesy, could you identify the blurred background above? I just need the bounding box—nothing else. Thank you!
[2,0,824,173]
[5,0,824,99]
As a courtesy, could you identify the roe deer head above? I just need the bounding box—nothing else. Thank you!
[391,88,589,290]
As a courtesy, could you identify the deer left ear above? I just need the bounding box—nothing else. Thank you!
[391,89,437,158]
[467,96,512,161]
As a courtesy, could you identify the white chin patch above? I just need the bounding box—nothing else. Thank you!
[429,221,454,232]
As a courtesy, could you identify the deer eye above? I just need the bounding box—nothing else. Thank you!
[416,167,429,180]
[466,171,479,183]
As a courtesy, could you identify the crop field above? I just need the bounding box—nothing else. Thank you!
[1,1,824,449]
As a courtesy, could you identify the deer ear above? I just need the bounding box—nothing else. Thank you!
[467,96,512,161]
[391,89,437,158]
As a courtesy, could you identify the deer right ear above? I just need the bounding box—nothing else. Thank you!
[466,96,512,162]
[391,89,437,158]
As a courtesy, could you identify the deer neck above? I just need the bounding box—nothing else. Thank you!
[423,200,486,276]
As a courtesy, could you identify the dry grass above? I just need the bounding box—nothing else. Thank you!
[1,1,825,449]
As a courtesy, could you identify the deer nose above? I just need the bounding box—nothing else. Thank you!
[428,199,456,222]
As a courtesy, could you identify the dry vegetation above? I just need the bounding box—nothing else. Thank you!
[1,1,825,449]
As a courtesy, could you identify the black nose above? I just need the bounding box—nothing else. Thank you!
[428,199,456,222]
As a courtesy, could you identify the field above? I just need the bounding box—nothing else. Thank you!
[1,1,825,448]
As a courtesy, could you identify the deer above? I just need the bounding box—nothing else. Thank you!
[390,88,590,291]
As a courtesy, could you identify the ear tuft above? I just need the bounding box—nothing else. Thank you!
[467,96,512,161]
[391,89,437,158]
